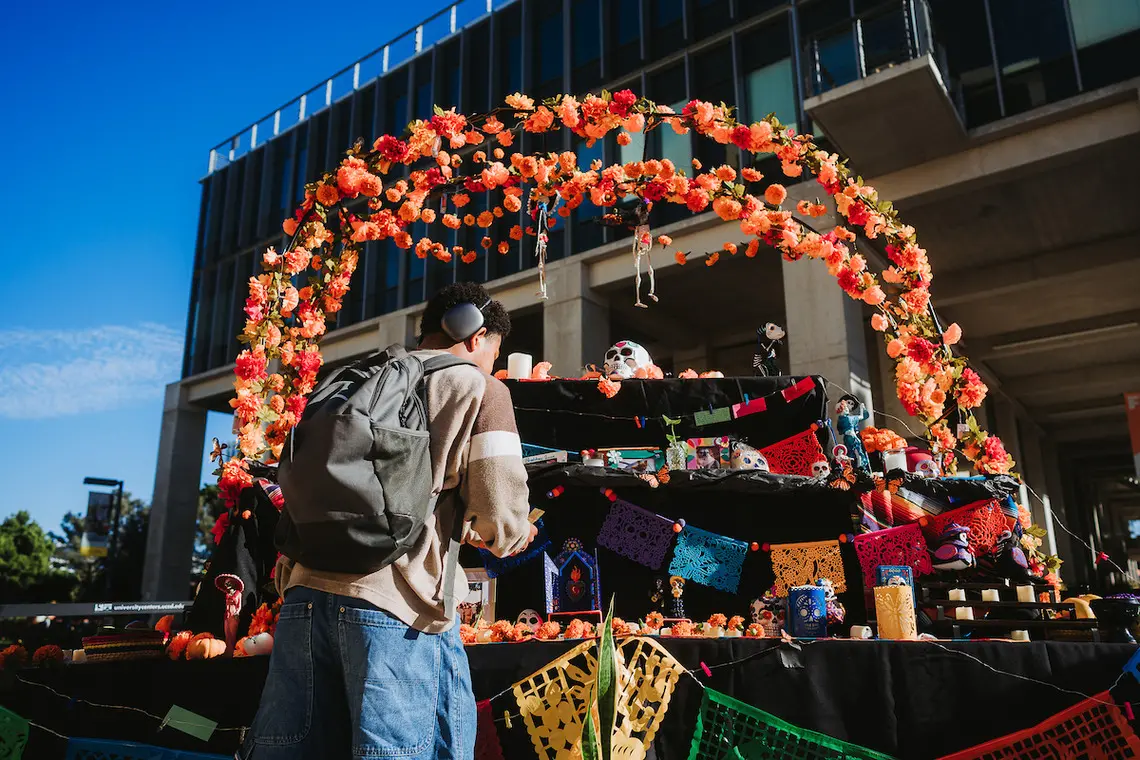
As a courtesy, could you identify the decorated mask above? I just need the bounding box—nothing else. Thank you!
[730,443,770,472]
[810,460,831,479]
[604,340,652,379]
[516,609,544,632]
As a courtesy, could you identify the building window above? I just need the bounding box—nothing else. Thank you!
[988,0,1078,116]
[294,123,311,203]
[534,3,565,100]
[929,0,1001,127]
[467,22,491,112]
[498,5,523,99]
[355,83,377,146]
[742,17,795,129]
[572,0,602,92]
[648,0,685,58]
[693,0,732,41]
[692,43,735,170]
[608,0,642,81]
[1070,0,1140,90]
[573,137,604,253]
[799,0,857,95]
[413,59,433,122]
[383,69,409,136]
[440,40,461,110]
[406,222,426,305]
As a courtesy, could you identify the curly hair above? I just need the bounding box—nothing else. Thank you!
[418,282,511,342]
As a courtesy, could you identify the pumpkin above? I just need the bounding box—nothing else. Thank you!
[238,633,274,657]
[1064,597,1096,619]
[186,635,227,660]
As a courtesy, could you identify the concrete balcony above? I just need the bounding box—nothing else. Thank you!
[805,54,966,177]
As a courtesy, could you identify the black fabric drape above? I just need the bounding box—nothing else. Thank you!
[5,640,1136,759]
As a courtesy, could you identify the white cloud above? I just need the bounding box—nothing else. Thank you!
[0,324,183,419]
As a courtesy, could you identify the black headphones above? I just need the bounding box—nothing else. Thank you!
[440,297,491,343]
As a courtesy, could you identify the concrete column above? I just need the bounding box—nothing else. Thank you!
[378,311,417,349]
[142,381,209,601]
[992,398,1025,467]
[781,256,873,418]
[541,259,610,377]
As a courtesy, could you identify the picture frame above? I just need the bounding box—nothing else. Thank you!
[685,437,731,470]
[459,567,496,626]
[597,447,665,473]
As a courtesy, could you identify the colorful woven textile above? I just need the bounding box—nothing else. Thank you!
[668,524,749,593]
[921,500,1009,557]
[853,524,932,587]
[474,700,505,760]
[937,691,1140,760]
[596,498,676,570]
[688,688,897,760]
[769,540,846,597]
[760,426,826,477]
[479,518,552,578]
[0,705,28,760]
[79,629,166,663]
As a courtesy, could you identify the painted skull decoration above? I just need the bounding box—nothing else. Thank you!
[516,609,544,632]
[603,340,652,379]
[730,443,770,472]
[810,460,831,479]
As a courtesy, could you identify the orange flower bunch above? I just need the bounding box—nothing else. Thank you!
[745,623,766,638]
[860,426,907,454]
[535,621,562,640]
[669,621,696,637]
[611,617,636,637]
[643,611,664,631]
[0,645,27,669]
[706,613,728,629]
[727,616,746,632]
[33,645,65,665]
[565,619,596,639]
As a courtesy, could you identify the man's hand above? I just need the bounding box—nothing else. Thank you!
[465,523,537,556]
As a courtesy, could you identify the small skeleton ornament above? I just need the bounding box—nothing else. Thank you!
[604,340,653,379]
[730,443,770,472]
[810,460,832,479]
[516,609,544,632]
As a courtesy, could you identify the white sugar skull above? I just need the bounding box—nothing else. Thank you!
[603,340,652,379]
[810,460,831,479]
[516,609,543,632]
[914,459,940,478]
[730,443,770,472]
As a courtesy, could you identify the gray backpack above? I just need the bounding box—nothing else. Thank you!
[276,344,473,574]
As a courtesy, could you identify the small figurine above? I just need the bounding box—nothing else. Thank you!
[669,575,686,619]
[983,526,1034,582]
[730,442,770,471]
[932,523,976,572]
[754,323,785,377]
[835,395,871,473]
[750,587,786,637]
[215,574,244,654]
[649,577,669,613]
[816,577,846,628]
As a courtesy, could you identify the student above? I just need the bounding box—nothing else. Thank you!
[240,282,535,760]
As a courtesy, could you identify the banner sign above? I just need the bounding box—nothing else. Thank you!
[80,491,114,557]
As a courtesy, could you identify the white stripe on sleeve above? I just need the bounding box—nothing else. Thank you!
[469,430,522,462]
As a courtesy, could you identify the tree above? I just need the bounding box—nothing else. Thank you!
[0,512,76,603]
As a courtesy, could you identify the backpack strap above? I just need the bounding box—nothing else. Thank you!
[421,353,477,375]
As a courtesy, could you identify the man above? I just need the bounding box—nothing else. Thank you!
[241,282,535,760]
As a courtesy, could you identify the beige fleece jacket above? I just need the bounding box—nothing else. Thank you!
[276,350,531,633]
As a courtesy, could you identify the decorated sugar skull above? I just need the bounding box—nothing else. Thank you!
[730,443,770,472]
[516,609,544,632]
[604,340,652,379]
[810,460,831,479]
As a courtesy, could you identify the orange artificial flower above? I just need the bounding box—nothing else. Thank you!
[463,214,476,226]
[480,236,492,249]
[674,251,687,266]
[617,132,632,146]
[723,242,737,255]
[745,239,760,258]
[705,251,720,266]
[715,165,737,182]
[498,241,510,254]
[509,225,524,240]
[461,250,478,264]
[741,167,764,183]
[442,214,461,230]
[657,234,672,246]
[315,184,339,206]
[482,115,504,134]
[452,193,470,208]
[765,184,787,206]
[477,211,494,228]
[420,208,437,224]
[492,206,504,218]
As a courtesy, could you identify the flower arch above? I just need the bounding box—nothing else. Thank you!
[216,89,1012,504]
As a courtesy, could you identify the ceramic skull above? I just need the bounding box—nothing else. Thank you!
[604,340,652,379]
[516,609,544,632]
[810,460,831,479]
[730,443,770,472]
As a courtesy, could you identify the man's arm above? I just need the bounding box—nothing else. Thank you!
[461,376,532,557]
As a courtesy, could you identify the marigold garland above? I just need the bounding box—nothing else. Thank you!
[218,88,1014,503]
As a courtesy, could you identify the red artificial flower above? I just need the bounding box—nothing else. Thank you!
[373,135,409,163]
[907,337,936,366]
[609,89,637,117]
[211,511,231,545]
[235,347,268,382]
[846,201,869,227]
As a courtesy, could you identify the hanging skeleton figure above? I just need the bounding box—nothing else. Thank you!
[754,322,786,377]
[595,201,656,307]
[529,193,563,300]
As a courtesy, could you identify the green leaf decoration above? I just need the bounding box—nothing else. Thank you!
[583,707,601,760]
[597,597,618,760]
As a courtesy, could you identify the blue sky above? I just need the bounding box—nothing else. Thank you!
[0,0,452,534]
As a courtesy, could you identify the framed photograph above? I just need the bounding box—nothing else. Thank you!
[685,437,731,470]
[598,447,665,474]
[459,567,496,626]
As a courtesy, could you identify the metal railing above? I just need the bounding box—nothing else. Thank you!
[206,0,517,175]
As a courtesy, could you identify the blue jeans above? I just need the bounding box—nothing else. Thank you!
[238,586,475,759]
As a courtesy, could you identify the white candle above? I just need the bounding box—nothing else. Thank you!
[883,449,908,473]
[1010,630,1030,641]
[948,589,966,601]
[1017,585,1036,603]
[954,607,974,620]
[72,650,87,664]
[850,625,873,639]
[660,627,672,636]
[507,353,532,379]
[981,589,1000,602]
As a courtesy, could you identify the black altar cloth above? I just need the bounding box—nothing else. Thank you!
[505,376,828,452]
[6,640,1136,759]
